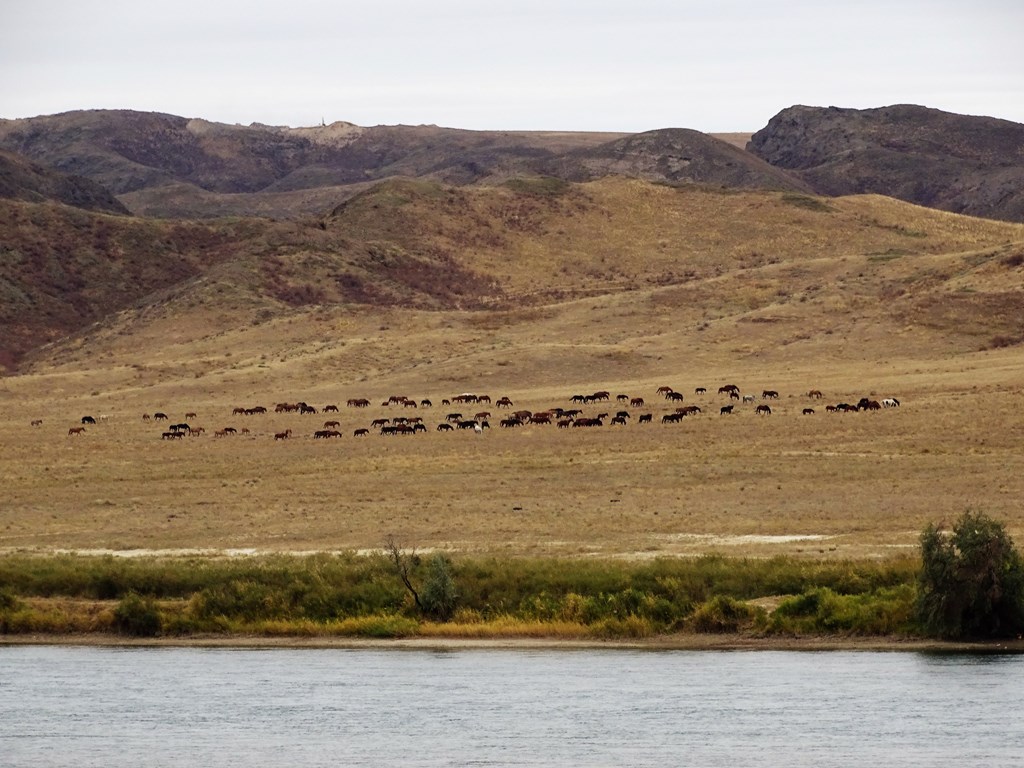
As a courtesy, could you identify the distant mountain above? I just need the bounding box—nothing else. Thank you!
[748,104,1024,223]
[0,111,807,218]
[0,149,128,214]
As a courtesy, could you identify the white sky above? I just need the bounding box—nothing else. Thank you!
[1,0,1022,132]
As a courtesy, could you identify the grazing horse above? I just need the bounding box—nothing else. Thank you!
[755,404,772,415]
[882,398,900,408]
[720,405,734,415]
[354,428,369,437]
[630,397,645,407]
[742,395,756,404]
[275,429,292,440]
[661,412,684,424]
[718,384,739,396]
[694,387,707,395]
[616,394,629,403]
[656,386,674,395]
[638,413,652,424]
[81,416,96,425]
[802,408,815,415]
[68,427,86,436]
[185,412,198,419]
[808,390,823,399]
[666,391,685,402]
[323,420,340,429]
[496,397,514,408]
[153,412,168,421]
[31,419,43,427]
[762,390,779,399]
[323,404,339,412]
[436,423,453,432]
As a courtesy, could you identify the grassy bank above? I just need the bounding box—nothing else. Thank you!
[0,552,922,640]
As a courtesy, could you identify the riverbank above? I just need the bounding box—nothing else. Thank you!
[3,632,1023,653]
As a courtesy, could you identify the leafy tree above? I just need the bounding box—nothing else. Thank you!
[916,511,1024,639]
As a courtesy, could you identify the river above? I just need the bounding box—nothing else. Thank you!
[1,646,1021,767]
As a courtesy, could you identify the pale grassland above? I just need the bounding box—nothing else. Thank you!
[2,336,1022,560]
[3,181,1023,561]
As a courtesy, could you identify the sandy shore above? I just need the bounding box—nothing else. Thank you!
[3,633,1022,653]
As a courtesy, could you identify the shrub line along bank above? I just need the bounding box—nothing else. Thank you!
[3,513,1020,643]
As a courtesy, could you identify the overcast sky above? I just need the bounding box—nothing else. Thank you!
[2,1,1022,133]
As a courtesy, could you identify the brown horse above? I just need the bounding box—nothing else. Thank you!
[68,427,86,436]
[275,429,292,440]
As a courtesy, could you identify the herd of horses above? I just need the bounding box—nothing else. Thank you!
[51,385,900,440]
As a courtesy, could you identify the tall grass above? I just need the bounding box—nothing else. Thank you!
[0,552,921,639]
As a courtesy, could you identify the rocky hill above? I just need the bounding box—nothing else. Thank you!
[748,104,1024,223]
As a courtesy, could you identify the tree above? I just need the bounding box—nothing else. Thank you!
[916,510,1024,639]
[385,536,458,621]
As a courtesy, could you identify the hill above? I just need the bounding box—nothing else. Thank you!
[5,176,1023,376]
[0,149,128,214]
[748,104,1024,223]
[0,111,801,218]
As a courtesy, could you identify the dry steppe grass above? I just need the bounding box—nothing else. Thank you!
[3,179,1024,560]
[3,334,1022,560]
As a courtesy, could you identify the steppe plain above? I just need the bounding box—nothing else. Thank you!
[3,180,1023,563]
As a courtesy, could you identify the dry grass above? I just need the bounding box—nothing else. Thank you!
[3,179,1024,561]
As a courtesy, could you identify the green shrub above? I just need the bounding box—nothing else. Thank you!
[113,592,162,637]
[690,596,757,633]
[421,555,458,622]
[916,511,1024,639]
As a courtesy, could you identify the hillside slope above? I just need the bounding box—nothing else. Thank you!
[8,177,1023,380]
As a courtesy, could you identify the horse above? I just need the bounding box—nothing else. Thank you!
[742,395,756,404]
[630,397,645,407]
[436,423,453,432]
[720,405,734,415]
[802,408,815,415]
[610,415,628,426]
[323,404,339,412]
[882,398,901,408]
[323,420,340,429]
[81,416,96,425]
[755,404,772,415]
[762,390,779,399]
[616,394,629,403]
[185,412,197,419]
[666,391,685,402]
[67,427,86,436]
[656,386,674,395]
[153,412,168,421]
[661,412,684,424]
[638,413,652,424]
[496,397,514,408]
[31,419,43,427]
[808,389,823,399]
[354,428,370,437]
[275,429,292,440]
[694,387,707,395]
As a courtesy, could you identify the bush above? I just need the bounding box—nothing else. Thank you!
[916,511,1024,639]
[113,592,163,637]
[690,596,757,633]
[420,555,458,622]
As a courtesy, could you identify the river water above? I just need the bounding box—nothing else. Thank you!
[1,646,1021,767]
